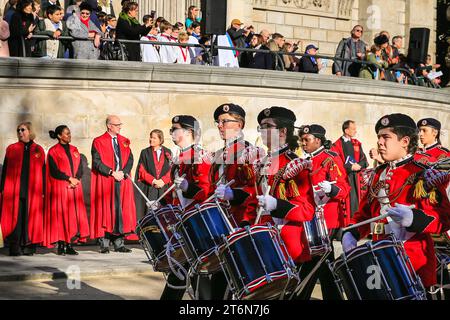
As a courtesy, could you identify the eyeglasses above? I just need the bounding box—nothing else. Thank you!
[110,123,123,127]
[215,119,240,127]
[169,127,183,134]
[354,29,363,33]
[80,11,91,16]
[17,128,26,133]
[257,124,278,132]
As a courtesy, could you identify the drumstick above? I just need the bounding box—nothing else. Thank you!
[204,179,236,203]
[342,213,390,232]
[255,186,271,225]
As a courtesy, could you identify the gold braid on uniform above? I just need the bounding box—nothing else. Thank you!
[272,151,300,200]
[368,172,417,204]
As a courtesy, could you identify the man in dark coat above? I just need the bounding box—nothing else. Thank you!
[299,44,320,73]
[331,120,369,225]
[226,18,252,64]
[333,25,367,77]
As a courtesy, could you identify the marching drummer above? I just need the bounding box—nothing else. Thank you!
[211,103,264,226]
[296,124,350,300]
[160,114,212,300]
[341,113,450,296]
[254,107,316,286]
[417,118,450,161]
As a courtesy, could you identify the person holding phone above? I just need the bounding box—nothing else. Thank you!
[8,0,36,57]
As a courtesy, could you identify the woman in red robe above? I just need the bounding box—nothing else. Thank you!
[0,122,45,256]
[44,125,89,255]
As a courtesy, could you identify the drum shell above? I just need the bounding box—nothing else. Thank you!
[333,239,424,300]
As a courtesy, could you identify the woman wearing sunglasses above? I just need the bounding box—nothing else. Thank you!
[0,122,45,256]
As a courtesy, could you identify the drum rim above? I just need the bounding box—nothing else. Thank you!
[217,224,278,254]
[334,239,404,271]
[236,270,294,299]
[178,202,224,224]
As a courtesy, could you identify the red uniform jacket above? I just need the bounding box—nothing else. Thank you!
[309,147,350,229]
[44,143,89,247]
[255,146,316,264]
[0,141,45,245]
[166,144,211,209]
[90,132,137,239]
[422,143,450,161]
[210,137,263,226]
[347,156,450,287]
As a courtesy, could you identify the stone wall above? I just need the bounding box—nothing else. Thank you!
[0,58,448,170]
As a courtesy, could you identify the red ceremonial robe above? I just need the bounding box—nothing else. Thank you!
[90,132,137,240]
[0,141,45,244]
[44,143,89,247]
[348,156,450,287]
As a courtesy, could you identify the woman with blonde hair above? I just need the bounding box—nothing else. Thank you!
[0,122,45,256]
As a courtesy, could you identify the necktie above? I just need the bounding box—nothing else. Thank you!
[113,137,121,170]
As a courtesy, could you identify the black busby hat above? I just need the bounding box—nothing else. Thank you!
[214,103,246,121]
[375,113,417,133]
[172,115,198,129]
[257,106,296,125]
[374,34,389,46]
[417,118,441,131]
[299,124,326,137]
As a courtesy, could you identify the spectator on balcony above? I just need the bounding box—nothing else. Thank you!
[116,1,151,61]
[40,0,60,18]
[189,20,201,41]
[33,0,43,20]
[227,18,253,64]
[34,5,70,58]
[0,8,10,57]
[259,29,270,45]
[140,22,160,63]
[359,44,388,80]
[333,24,367,77]
[375,33,398,68]
[281,41,300,71]
[244,34,272,70]
[392,35,403,54]
[171,23,180,41]
[268,33,285,71]
[185,5,200,29]
[157,20,176,63]
[299,44,322,74]
[4,0,17,24]
[174,31,191,64]
[174,21,184,32]
[67,2,102,59]
[8,0,36,57]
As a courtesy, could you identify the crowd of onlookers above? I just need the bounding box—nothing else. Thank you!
[0,0,443,87]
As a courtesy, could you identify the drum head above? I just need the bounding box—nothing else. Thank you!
[154,245,187,273]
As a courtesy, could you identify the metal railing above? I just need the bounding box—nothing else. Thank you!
[24,34,435,87]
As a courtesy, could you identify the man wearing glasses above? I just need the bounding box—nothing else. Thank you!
[90,115,136,254]
[333,24,367,77]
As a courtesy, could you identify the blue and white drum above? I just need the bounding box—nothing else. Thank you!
[331,235,426,300]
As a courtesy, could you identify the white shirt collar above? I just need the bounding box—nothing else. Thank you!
[342,135,351,143]
[388,153,413,169]
[425,141,439,150]
[308,146,325,158]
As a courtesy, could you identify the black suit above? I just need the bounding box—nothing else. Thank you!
[116,16,151,61]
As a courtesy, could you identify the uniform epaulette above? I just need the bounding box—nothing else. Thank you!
[324,149,338,157]
[285,150,299,161]
[412,159,431,170]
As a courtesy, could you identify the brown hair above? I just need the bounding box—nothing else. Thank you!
[230,114,245,129]
[17,121,36,141]
[150,129,164,145]
[160,20,173,33]
[178,31,189,42]
[123,1,138,14]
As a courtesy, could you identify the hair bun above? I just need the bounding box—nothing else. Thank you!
[49,130,57,139]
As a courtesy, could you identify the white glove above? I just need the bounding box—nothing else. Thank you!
[215,184,234,201]
[318,181,332,194]
[174,177,188,192]
[387,203,414,228]
[257,195,277,212]
[342,232,358,253]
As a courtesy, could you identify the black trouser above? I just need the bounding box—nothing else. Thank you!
[294,229,342,300]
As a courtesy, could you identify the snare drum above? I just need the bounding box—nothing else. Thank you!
[218,224,299,300]
[331,236,426,300]
[136,205,186,273]
[176,201,235,274]
[303,210,331,257]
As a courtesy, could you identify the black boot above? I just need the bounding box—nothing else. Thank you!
[57,241,66,256]
[23,244,36,256]
[65,243,79,255]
